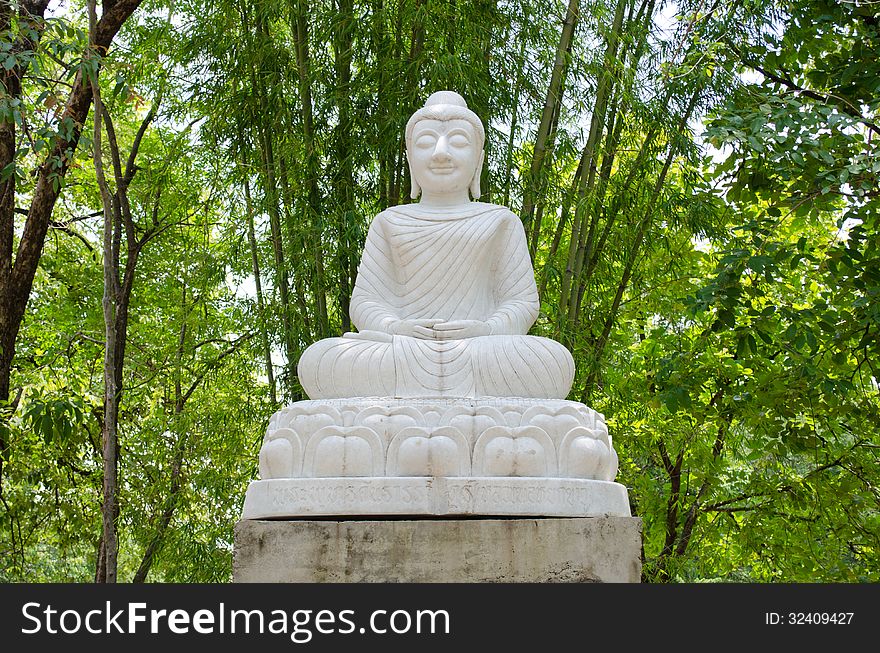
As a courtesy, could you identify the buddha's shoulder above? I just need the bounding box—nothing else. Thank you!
[469,202,520,218]
[377,202,519,221]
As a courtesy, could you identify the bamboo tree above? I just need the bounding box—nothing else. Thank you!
[245,10,298,394]
[557,0,627,334]
[521,0,579,253]
[276,155,314,343]
[539,147,588,297]
[243,177,276,405]
[470,0,498,201]
[571,0,656,322]
[291,0,330,337]
[502,9,529,208]
[396,0,426,205]
[333,0,357,331]
[372,0,391,209]
[256,129,297,392]
[581,84,703,399]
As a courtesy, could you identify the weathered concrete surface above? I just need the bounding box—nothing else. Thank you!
[234,517,641,583]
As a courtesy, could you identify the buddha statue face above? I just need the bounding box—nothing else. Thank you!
[409,119,480,198]
[405,91,485,202]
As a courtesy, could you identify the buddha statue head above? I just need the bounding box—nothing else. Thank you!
[405,91,485,202]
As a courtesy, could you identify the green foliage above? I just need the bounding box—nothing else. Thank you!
[612,0,880,581]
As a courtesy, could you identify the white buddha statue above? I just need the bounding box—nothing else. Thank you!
[243,91,629,521]
[297,91,575,399]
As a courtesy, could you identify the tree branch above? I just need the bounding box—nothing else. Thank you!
[132,431,186,583]
[733,47,880,136]
[48,221,96,252]
[180,333,253,407]
[125,94,160,184]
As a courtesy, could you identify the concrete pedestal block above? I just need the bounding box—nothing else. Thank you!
[233,517,641,583]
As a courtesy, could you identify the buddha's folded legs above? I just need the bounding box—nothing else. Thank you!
[472,335,574,398]
[296,337,397,399]
[297,335,574,399]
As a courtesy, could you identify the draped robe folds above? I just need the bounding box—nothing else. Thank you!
[297,202,575,399]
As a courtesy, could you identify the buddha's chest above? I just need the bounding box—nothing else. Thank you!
[386,216,501,277]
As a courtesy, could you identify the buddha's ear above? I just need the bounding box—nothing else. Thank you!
[409,161,421,200]
[470,150,484,200]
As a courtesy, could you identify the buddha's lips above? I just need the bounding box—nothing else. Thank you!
[429,166,456,173]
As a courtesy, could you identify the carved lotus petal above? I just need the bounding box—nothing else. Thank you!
[388,426,470,477]
[473,426,556,477]
[355,405,424,447]
[259,437,296,479]
[602,442,619,482]
[559,427,611,479]
[423,410,443,428]
[303,426,384,477]
[527,414,584,447]
[483,438,544,476]
[504,412,521,427]
[280,404,342,423]
[275,406,342,448]
[444,406,506,446]
[341,409,360,427]
[522,404,584,421]
[595,419,610,444]
[581,409,599,430]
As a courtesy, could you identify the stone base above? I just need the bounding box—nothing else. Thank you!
[233,517,642,583]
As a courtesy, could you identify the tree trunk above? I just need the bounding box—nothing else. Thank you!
[90,0,119,584]
[90,1,156,581]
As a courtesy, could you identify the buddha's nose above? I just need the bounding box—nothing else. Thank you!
[432,136,452,160]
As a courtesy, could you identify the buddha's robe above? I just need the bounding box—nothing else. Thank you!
[298,202,575,399]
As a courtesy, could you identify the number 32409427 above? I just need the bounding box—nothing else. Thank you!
[765,612,854,625]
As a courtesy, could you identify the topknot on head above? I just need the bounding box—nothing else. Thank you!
[424,90,468,109]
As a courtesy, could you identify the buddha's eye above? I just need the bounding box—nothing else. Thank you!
[449,133,470,147]
[415,134,437,149]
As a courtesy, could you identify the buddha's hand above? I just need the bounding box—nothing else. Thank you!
[343,330,393,342]
[428,320,491,340]
[388,318,438,339]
